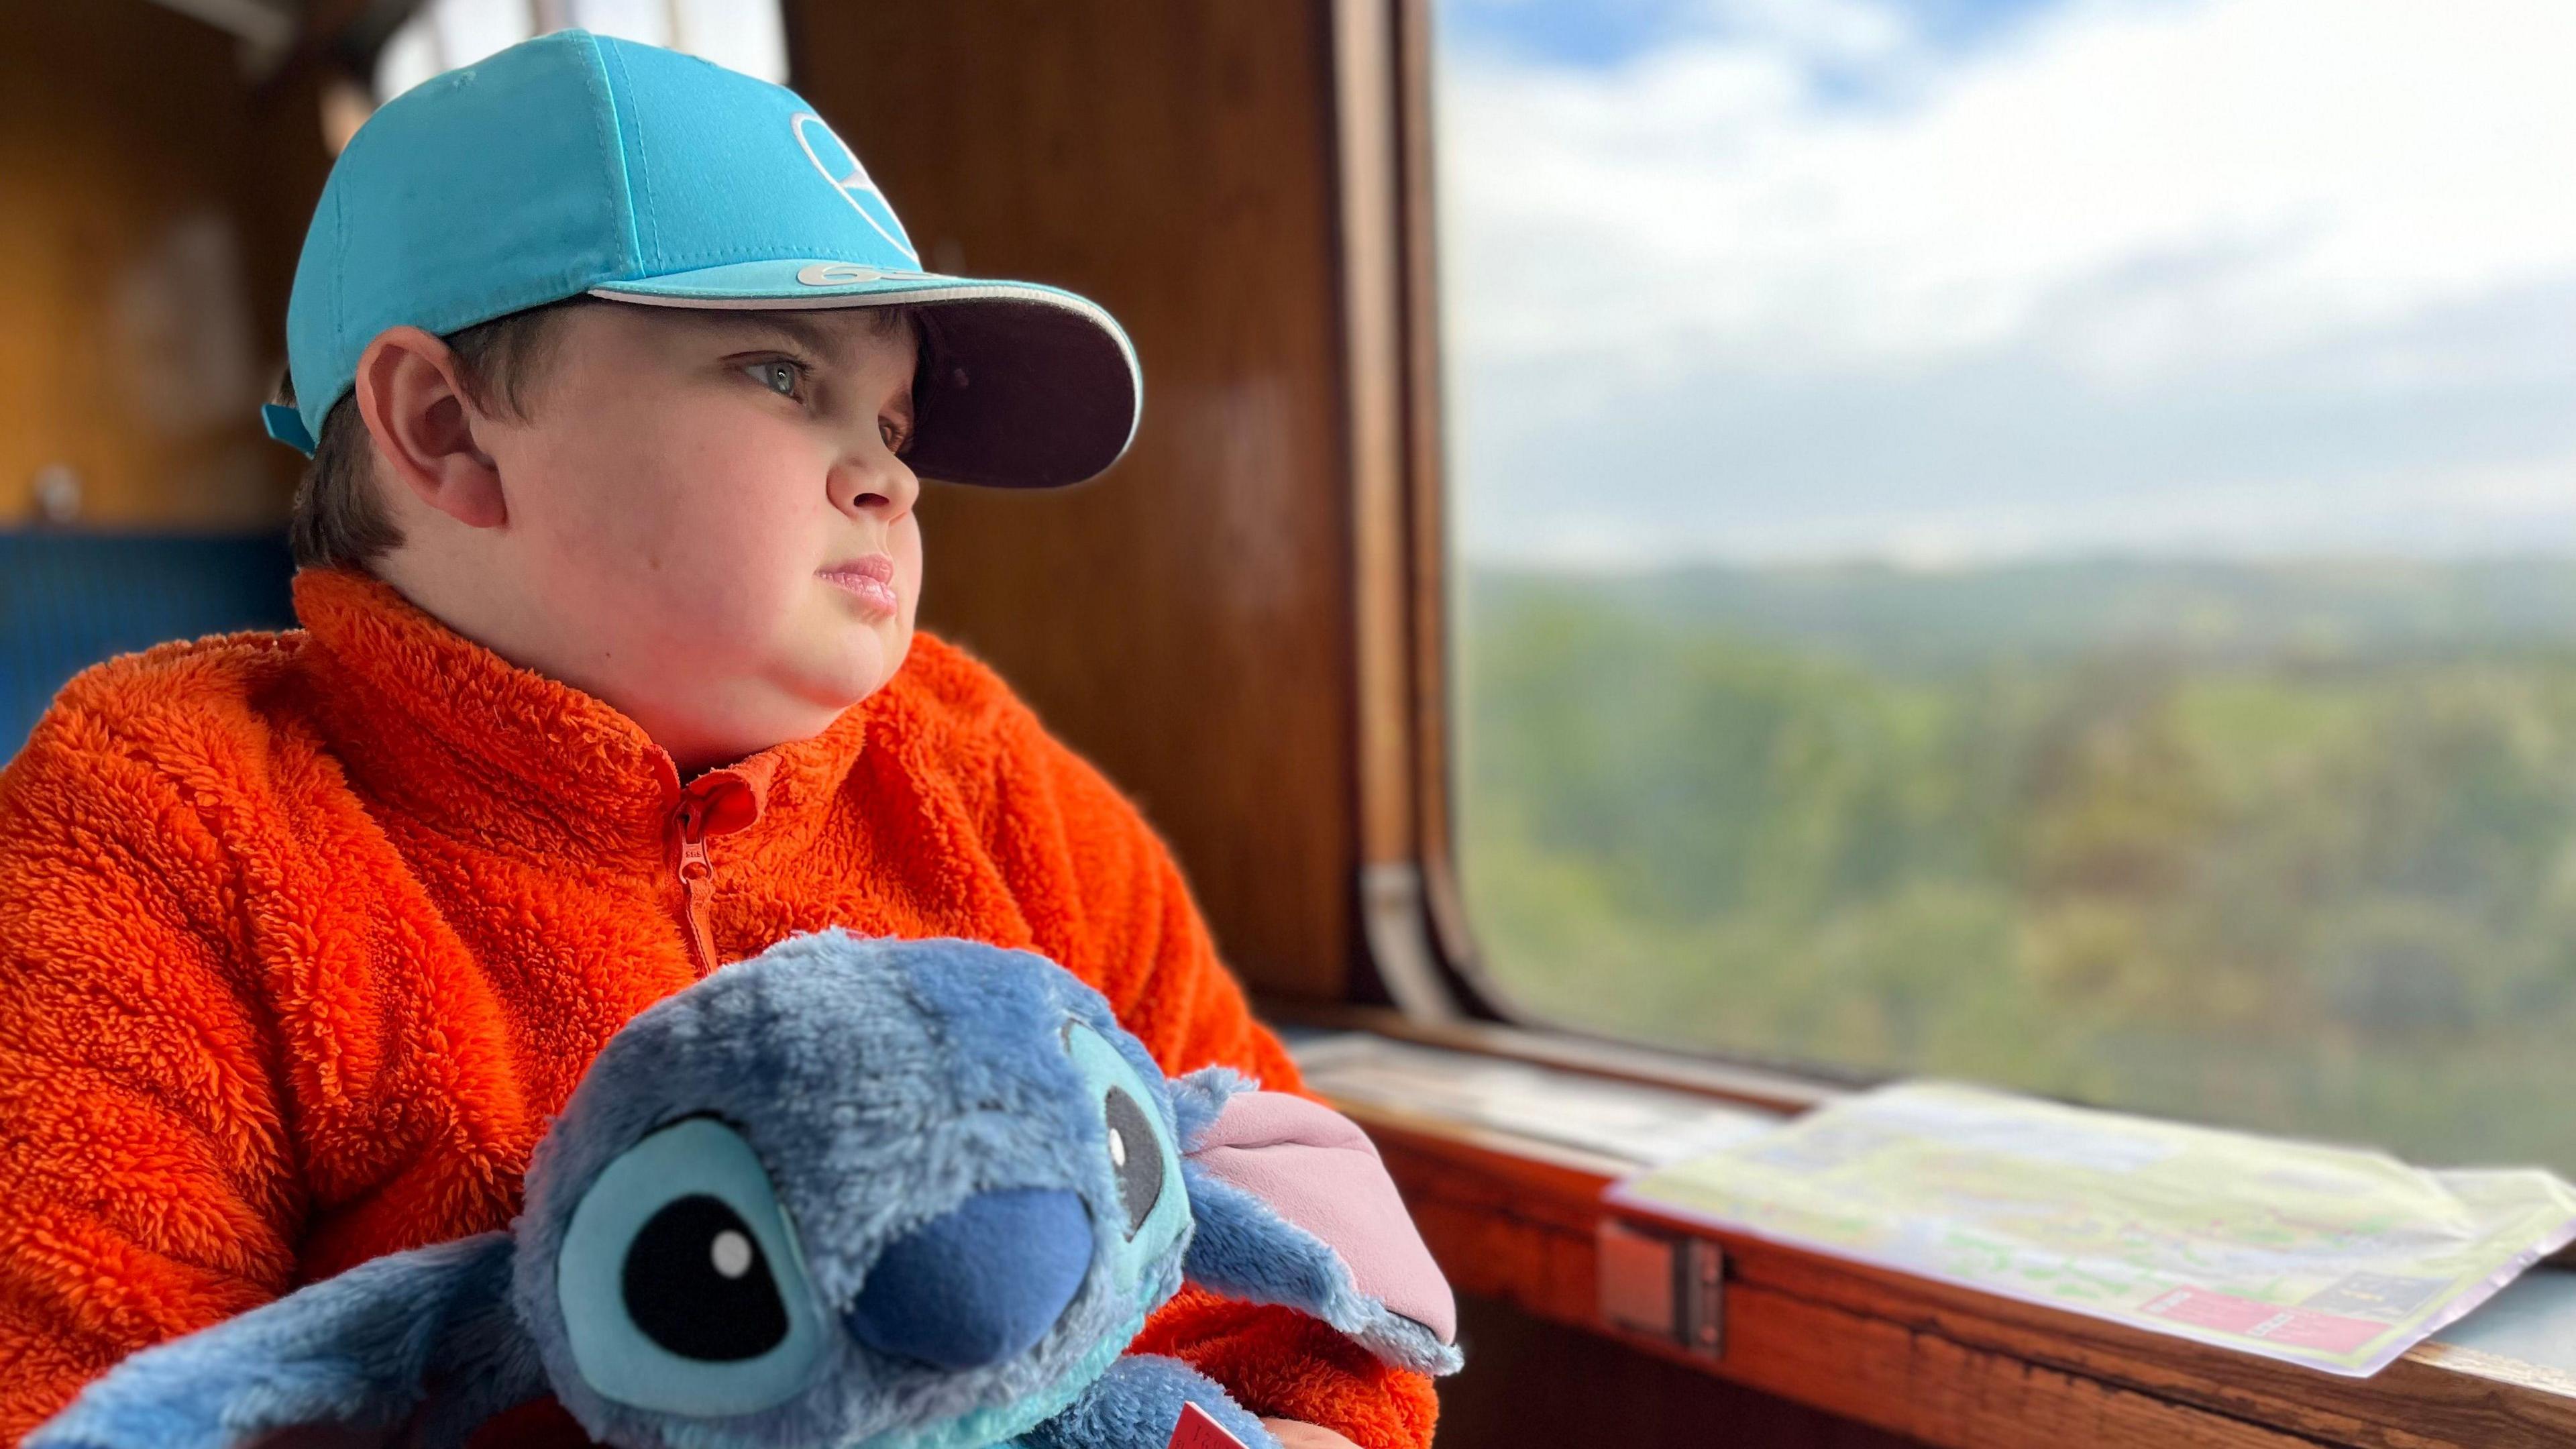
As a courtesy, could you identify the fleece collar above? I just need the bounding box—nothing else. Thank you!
[290,568,889,871]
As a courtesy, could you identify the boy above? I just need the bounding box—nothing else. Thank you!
[0,32,1432,1449]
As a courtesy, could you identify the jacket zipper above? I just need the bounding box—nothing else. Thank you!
[673,796,720,979]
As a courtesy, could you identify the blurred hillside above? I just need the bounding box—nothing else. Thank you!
[1460,557,2576,1170]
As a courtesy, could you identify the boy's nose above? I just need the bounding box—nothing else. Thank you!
[830,455,921,519]
[842,1188,1092,1370]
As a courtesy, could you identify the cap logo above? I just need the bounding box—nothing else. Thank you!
[796,262,885,286]
[792,113,919,264]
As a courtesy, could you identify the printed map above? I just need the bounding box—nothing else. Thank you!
[1609,1081,2576,1375]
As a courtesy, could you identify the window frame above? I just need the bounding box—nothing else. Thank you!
[1332,0,1861,1112]
[1340,0,1539,1028]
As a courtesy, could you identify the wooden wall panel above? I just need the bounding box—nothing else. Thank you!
[0,0,328,528]
[1442,1295,1927,1449]
[786,2,1359,1002]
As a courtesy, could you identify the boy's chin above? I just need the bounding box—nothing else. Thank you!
[779,627,911,714]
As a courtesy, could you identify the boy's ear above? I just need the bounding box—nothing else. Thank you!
[352,325,508,530]
[25,1232,547,1449]
[1171,1071,1464,1376]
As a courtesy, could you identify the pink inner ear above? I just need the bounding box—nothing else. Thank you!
[1189,1091,1458,1344]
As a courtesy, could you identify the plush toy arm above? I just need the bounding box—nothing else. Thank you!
[1018,1354,1280,1449]
[1171,1074,1463,1377]
[25,1233,545,1449]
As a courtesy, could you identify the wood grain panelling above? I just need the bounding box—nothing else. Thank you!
[1442,1295,1926,1449]
[786,2,1359,1002]
[0,1,330,527]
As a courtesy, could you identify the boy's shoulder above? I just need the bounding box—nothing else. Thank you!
[22,627,309,767]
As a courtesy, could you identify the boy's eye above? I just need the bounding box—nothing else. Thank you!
[746,360,802,397]
[879,420,908,453]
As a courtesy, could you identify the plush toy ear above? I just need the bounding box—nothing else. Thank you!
[26,1232,547,1449]
[1171,1069,1462,1376]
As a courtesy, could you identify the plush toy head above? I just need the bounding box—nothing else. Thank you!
[30,932,1458,1449]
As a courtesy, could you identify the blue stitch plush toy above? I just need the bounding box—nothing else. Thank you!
[28,931,1462,1449]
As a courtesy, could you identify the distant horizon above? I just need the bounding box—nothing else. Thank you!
[1462,546,2576,670]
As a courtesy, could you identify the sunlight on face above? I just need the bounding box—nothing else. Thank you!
[475,302,925,771]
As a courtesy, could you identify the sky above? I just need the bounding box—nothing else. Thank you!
[1434,0,2576,567]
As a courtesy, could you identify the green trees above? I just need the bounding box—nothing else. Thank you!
[1460,564,2576,1170]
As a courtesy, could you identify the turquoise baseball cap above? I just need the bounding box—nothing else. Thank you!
[265,29,1139,489]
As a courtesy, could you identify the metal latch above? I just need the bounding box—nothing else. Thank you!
[1597,1218,1724,1358]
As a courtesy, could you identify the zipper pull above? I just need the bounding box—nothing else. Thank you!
[674,798,720,979]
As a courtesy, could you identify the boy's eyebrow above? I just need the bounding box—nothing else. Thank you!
[680,310,839,358]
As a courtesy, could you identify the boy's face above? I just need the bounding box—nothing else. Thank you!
[419,303,925,772]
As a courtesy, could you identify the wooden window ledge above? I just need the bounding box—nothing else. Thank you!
[1283,1017,2576,1449]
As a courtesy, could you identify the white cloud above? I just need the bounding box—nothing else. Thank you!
[1448,0,2576,379]
[1697,0,1917,66]
[1438,0,2576,564]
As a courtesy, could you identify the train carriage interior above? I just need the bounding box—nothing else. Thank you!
[9,1,2576,1446]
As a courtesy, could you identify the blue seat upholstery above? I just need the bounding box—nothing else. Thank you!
[1,533,296,760]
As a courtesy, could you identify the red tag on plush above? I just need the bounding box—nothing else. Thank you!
[1167,1402,1250,1449]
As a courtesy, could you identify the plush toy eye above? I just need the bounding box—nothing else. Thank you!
[555,1116,826,1415]
[623,1193,788,1361]
[1063,1020,1188,1281]
[1104,1085,1164,1237]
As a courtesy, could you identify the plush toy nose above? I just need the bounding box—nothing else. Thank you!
[843,1187,1093,1370]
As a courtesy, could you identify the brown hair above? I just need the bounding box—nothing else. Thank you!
[282,299,592,570]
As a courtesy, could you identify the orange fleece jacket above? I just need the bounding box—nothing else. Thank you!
[0,568,1437,1449]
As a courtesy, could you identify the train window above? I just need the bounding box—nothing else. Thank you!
[1436,0,2576,1170]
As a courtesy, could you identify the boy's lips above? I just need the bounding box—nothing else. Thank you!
[818,555,900,616]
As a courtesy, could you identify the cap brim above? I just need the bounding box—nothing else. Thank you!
[588,260,1140,489]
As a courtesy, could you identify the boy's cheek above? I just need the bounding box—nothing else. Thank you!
[513,478,807,665]
[520,431,802,579]
[494,398,900,664]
